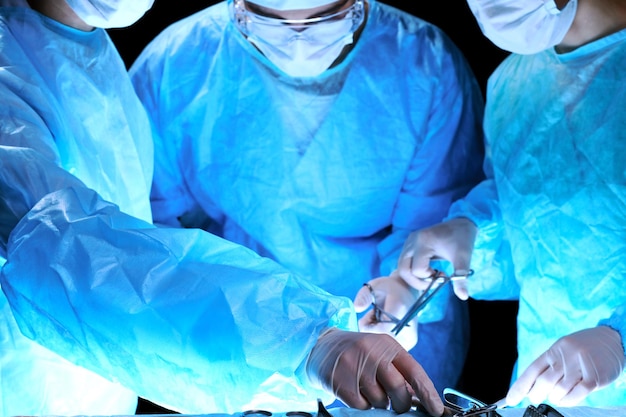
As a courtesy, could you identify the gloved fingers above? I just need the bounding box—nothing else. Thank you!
[333,380,370,410]
[506,353,552,406]
[525,363,563,405]
[397,255,436,290]
[306,330,442,414]
[509,326,626,407]
[449,251,474,279]
[508,341,580,406]
[556,380,592,407]
[355,275,412,313]
[397,231,437,290]
[357,309,396,334]
[552,327,626,406]
[357,311,418,351]
[451,279,469,300]
[356,365,392,410]
[397,219,477,292]
[306,330,403,410]
[376,364,413,413]
[547,354,593,406]
[395,318,419,351]
[333,346,413,412]
[334,335,405,410]
[393,348,445,416]
[355,276,419,350]
[354,284,374,312]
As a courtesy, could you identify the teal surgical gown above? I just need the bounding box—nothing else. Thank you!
[448,28,626,407]
[0,2,354,415]
[130,0,486,393]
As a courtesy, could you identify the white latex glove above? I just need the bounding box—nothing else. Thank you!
[504,326,626,407]
[353,273,418,351]
[397,218,477,300]
[306,328,444,416]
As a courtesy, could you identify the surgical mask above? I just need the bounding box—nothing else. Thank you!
[230,0,365,77]
[466,0,578,54]
[64,0,155,28]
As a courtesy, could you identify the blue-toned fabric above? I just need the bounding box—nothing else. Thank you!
[0,3,355,415]
[448,29,626,406]
[599,304,626,358]
[130,0,485,391]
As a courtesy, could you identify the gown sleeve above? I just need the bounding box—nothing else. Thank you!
[377,31,487,321]
[0,111,356,414]
[445,135,520,300]
[599,303,626,358]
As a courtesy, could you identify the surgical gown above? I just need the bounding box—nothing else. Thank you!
[130,0,486,393]
[447,28,626,407]
[0,2,354,414]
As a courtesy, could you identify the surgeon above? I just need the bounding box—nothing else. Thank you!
[387,0,626,409]
[0,0,446,416]
[128,0,486,398]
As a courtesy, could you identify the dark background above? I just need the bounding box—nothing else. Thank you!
[107,1,518,413]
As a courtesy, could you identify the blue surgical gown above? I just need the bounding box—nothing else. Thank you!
[130,0,486,393]
[448,29,626,407]
[0,2,355,415]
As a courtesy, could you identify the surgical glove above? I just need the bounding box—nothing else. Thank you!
[505,326,626,407]
[397,218,477,300]
[353,274,418,350]
[306,328,444,416]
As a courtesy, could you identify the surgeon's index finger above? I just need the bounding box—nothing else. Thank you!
[508,354,551,405]
[393,349,444,416]
[354,284,373,312]
[376,358,412,414]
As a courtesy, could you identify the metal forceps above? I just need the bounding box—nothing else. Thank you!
[389,269,474,336]
[443,388,501,417]
[363,282,405,326]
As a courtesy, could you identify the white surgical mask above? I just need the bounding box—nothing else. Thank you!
[466,0,578,54]
[231,0,364,77]
[249,21,354,77]
[64,0,155,28]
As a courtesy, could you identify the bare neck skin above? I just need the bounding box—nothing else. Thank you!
[557,0,626,52]
[27,0,94,31]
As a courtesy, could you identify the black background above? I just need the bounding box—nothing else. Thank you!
[107,1,518,413]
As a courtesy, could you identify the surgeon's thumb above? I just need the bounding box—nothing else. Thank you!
[452,279,469,300]
[397,256,435,291]
[353,285,372,313]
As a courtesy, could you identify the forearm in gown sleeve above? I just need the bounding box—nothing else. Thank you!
[599,303,626,365]
[378,43,486,322]
[0,147,356,413]
[445,163,519,300]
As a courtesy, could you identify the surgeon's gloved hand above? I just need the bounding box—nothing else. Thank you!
[353,273,418,350]
[504,326,626,407]
[397,218,477,300]
[306,328,444,416]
